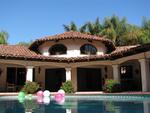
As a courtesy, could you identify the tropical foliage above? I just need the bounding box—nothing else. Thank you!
[60,81,74,93]
[21,81,40,94]
[103,79,121,93]
[17,40,33,47]
[63,15,150,46]
[0,31,9,44]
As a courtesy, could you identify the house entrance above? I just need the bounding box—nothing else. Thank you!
[45,68,66,92]
[120,65,142,91]
[7,67,26,91]
[77,68,102,91]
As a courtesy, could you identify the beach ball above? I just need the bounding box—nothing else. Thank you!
[18,97,25,103]
[54,93,64,102]
[37,90,43,97]
[55,94,65,105]
[58,89,65,97]
[43,90,50,97]
[43,97,50,105]
[18,91,25,98]
[37,97,43,104]
[58,97,65,105]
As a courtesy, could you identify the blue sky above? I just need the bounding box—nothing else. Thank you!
[0,0,150,44]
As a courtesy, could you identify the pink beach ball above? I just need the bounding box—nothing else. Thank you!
[37,97,43,104]
[58,89,65,97]
[54,93,64,102]
[36,90,43,97]
[55,93,65,104]
[57,97,65,105]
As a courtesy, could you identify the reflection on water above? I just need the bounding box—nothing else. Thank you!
[1,97,150,113]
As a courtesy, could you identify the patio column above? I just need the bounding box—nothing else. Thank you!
[26,66,34,82]
[65,68,71,81]
[144,101,150,113]
[139,59,150,91]
[112,64,120,83]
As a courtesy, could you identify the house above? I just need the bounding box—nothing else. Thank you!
[0,31,150,92]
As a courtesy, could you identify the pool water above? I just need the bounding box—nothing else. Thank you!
[0,96,150,113]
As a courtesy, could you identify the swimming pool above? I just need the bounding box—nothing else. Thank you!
[0,95,150,113]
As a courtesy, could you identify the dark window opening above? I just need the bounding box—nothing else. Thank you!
[80,44,97,55]
[45,68,66,92]
[49,44,67,55]
[77,68,102,91]
[7,67,26,91]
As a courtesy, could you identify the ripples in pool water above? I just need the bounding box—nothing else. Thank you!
[0,96,150,113]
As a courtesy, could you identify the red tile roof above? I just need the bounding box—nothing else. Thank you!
[0,43,150,63]
[29,31,116,53]
[1,34,150,63]
[0,45,109,62]
[0,45,37,57]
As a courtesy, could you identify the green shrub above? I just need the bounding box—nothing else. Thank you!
[103,79,121,93]
[23,100,39,112]
[60,81,74,94]
[22,81,40,94]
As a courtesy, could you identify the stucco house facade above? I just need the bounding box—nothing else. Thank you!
[0,31,150,92]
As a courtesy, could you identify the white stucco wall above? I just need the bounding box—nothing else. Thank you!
[38,39,107,57]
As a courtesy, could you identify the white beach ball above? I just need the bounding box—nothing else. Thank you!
[43,90,50,97]
[43,97,50,105]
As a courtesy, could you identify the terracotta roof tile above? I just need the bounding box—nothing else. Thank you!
[111,45,139,54]
[29,31,116,53]
[0,43,150,63]
[0,45,38,57]
[0,44,110,62]
[36,31,113,42]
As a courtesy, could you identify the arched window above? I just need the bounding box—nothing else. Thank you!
[49,44,67,55]
[80,44,97,55]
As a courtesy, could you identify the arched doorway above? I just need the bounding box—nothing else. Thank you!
[120,60,142,91]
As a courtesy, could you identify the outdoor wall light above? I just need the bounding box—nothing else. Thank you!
[121,66,126,74]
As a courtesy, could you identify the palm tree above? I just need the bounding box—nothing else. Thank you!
[101,15,128,45]
[119,25,144,45]
[62,16,150,46]
[142,17,150,30]
[63,21,78,31]
[86,18,102,35]
[141,17,150,43]
[0,31,9,44]
[100,17,117,43]
[79,23,88,33]
[63,18,102,35]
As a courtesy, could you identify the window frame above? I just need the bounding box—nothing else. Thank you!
[80,44,97,55]
[49,44,67,55]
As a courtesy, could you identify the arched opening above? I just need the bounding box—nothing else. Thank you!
[80,44,97,55]
[49,44,67,55]
[120,60,142,91]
